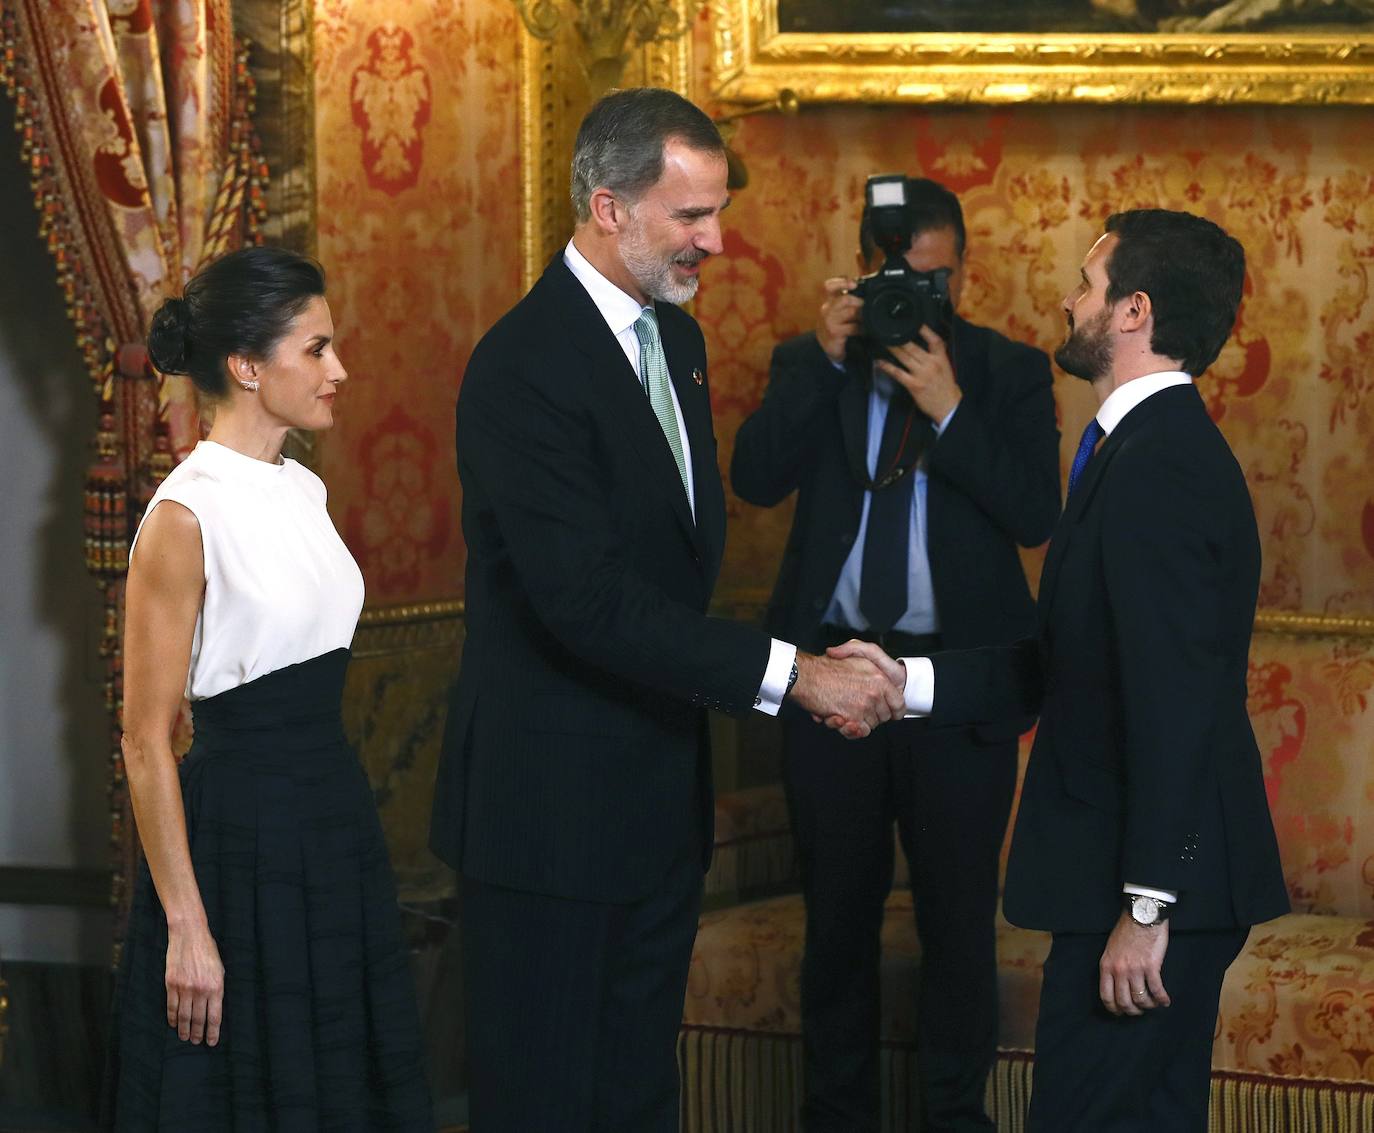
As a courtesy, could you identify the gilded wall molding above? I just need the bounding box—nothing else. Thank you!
[709,0,1374,107]
[517,1,696,290]
[355,597,1374,641]
[1252,611,1374,638]
[234,0,317,254]
[355,599,467,658]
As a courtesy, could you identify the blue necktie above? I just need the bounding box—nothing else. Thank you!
[1067,418,1105,497]
[859,397,925,633]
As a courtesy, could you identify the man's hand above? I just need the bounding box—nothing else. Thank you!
[1099,911,1171,1016]
[815,277,863,364]
[874,328,962,423]
[787,649,905,739]
[811,640,907,739]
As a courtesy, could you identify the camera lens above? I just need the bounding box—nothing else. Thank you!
[868,286,920,345]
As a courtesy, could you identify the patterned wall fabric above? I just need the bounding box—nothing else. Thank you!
[312,1,1373,620]
[694,102,1374,616]
[1250,630,1374,919]
[313,0,523,603]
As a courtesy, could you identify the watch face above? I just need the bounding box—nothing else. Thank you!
[1132,896,1160,925]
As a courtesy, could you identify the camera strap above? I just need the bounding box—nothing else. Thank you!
[862,399,930,493]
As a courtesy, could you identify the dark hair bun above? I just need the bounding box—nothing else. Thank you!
[143,247,326,397]
[147,297,192,375]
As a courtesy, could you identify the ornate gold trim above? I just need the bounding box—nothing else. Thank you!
[354,599,466,658]
[234,0,317,255]
[358,599,467,627]
[517,1,696,291]
[1253,611,1374,637]
[706,596,1374,637]
[710,0,1374,107]
[353,597,1374,640]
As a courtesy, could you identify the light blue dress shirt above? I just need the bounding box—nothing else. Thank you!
[822,369,955,635]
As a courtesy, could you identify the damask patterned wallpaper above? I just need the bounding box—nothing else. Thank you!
[312,0,522,604]
[697,103,1374,616]
[311,1,1373,617]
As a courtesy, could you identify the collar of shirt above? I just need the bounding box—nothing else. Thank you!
[1097,370,1192,436]
[564,238,650,340]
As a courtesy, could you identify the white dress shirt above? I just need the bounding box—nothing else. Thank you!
[563,240,795,715]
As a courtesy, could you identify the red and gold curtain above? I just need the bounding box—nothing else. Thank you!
[0,0,266,949]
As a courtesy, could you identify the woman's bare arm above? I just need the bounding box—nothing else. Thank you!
[122,500,223,1046]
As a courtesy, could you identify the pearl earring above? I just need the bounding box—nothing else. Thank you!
[239,379,259,392]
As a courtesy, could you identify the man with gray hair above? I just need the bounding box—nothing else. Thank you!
[430,87,902,1131]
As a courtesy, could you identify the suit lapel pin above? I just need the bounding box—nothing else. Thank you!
[692,367,704,386]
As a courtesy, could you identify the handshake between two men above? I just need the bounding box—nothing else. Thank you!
[787,639,919,739]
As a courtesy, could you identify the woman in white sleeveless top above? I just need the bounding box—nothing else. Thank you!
[102,247,433,1130]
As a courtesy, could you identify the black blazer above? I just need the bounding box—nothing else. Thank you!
[429,256,771,904]
[931,384,1289,933]
[731,319,1060,674]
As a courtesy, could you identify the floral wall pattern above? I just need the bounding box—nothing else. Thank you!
[311,2,1373,621]
[694,97,1374,616]
[312,0,522,604]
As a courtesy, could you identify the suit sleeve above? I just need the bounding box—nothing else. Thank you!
[1101,444,1228,894]
[926,341,1061,547]
[926,640,1042,728]
[730,334,846,507]
[459,347,771,716]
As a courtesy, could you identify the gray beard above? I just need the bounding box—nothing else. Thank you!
[620,217,700,305]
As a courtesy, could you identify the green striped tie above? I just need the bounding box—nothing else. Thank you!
[633,307,689,498]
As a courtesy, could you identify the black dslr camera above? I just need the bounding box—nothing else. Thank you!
[850,174,953,351]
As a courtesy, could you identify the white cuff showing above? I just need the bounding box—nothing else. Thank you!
[901,656,934,717]
[1123,884,1178,904]
[754,639,797,717]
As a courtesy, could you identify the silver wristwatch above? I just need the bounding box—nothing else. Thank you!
[1125,893,1172,927]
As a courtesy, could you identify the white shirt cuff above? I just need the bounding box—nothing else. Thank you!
[1123,884,1177,903]
[754,639,797,716]
[901,656,934,717]
[934,404,958,436]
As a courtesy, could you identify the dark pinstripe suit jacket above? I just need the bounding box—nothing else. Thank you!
[429,255,771,903]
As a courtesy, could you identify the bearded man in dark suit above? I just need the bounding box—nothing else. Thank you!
[833,208,1289,1132]
[429,87,906,1133]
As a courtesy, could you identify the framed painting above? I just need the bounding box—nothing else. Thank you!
[710,0,1374,104]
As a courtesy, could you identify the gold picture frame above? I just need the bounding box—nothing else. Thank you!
[709,0,1374,106]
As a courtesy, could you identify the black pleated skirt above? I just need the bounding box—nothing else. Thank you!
[102,649,435,1131]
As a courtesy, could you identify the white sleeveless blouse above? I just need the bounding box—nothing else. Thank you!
[130,440,365,700]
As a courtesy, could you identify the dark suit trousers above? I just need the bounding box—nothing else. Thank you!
[1028,926,1249,1132]
[783,711,1018,1133]
[460,838,704,1133]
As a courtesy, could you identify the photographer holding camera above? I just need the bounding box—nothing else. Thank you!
[731,176,1061,1132]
